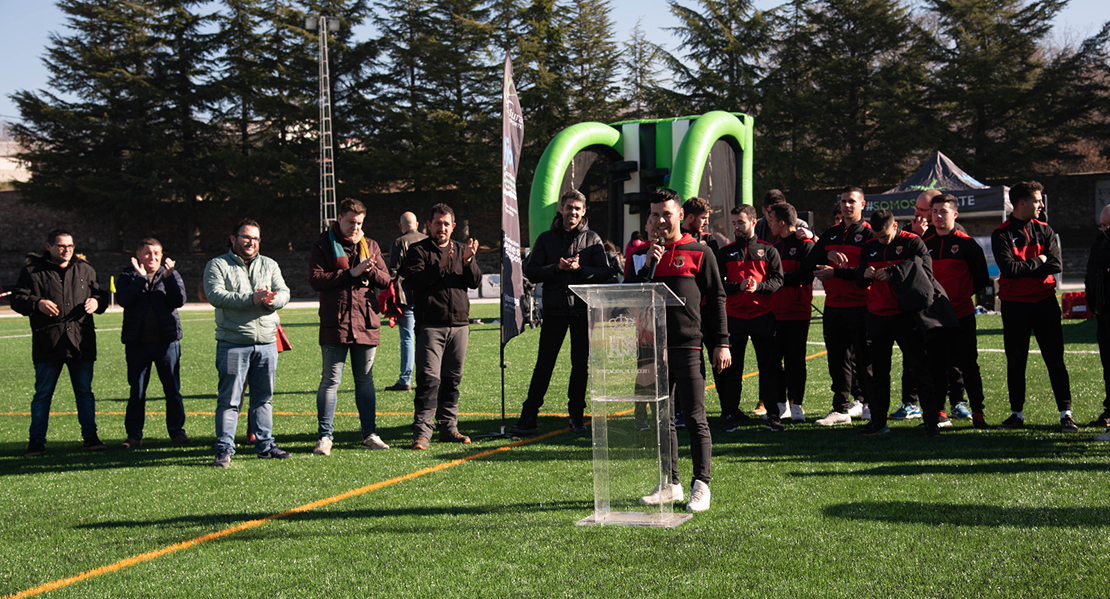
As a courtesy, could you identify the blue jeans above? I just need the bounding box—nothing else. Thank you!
[30,360,98,444]
[397,305,415,386]
[214,340,278,455]
[317,344,378,439]
[125,340,186,440]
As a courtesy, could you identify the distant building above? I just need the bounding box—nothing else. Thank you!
[0,140,29,185]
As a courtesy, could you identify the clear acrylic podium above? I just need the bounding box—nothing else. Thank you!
[569,283,690,528]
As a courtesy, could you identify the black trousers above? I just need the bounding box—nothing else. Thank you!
[717,313,779,419]
[866,312,939,429]
[903,315,978,411]
[666,348,712,486]
[1001,297,1071,412]
[822,305,871,413]
[1098,312,1110,414]
[412,324,469,438]
[775,319,810,405]
[520,313,588,420]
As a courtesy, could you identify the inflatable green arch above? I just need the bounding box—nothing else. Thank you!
[528,111,754,246]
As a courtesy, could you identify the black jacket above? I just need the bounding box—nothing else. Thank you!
[889,256,958,333]
[401,237,482,327]
[117,265,187,344]
[11,254,109,363]
[525,215,609,315]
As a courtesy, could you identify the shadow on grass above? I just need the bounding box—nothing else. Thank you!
[73,498,594,531]
[823,500,1105,527]
[714,421,1109,474]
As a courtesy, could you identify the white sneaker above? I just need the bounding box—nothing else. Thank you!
[1095,429,1110,441]
[361,433,389,450]
[790,404,806,422]
[816,411,852,426]
[777,403,789,420]
[686,480,711,512]
[639,482,683,505]
[861,404,872,421]
[847,400,864,417]
[312,437,333,456]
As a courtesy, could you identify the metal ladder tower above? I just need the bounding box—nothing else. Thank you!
[312,15,339,233]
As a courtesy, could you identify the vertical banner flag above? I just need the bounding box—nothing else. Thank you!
[501,55,525,346]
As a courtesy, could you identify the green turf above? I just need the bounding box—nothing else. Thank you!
[1,297,1108,598]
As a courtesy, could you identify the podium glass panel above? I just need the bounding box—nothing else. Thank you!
[569,284,691,528]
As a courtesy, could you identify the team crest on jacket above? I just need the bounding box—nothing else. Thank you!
[895,246,903,255]
[789,248,797,256]
[951,245,959,254]
[673,255,686,267]
[757,249,765,258]
[854,234,863,242]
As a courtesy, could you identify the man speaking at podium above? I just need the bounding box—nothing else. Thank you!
[625,188,730,513]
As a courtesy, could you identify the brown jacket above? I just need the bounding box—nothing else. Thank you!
[309,230,390,346]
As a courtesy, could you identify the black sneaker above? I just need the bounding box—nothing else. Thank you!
[83,436,107,451]
[674,412,686,429]
[508,416,539,436]
[724,413,742,433]
[1087,412,1110,428]
[569,418,588,434]
[858,422,890,436]
[765,419,785,432]
[997,414,1024,429]
[258,446,292,459]
[24,441,46,457]
[924,425,941,438]
[1060,415,1079,433]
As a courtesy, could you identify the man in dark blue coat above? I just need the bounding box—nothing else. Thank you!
[117,238,189,448]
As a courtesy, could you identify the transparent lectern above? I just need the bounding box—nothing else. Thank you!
[569,283,690,528]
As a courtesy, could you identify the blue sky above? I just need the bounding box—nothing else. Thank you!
[1,0,1107,129]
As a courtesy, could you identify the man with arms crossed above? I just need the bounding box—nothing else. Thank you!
[991,181,1075,432]
[309,199,392,455]
[626,188,730,512]
[205,218,292,467]
[401,203,481,449]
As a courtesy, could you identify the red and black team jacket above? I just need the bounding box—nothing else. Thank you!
[922,230,990,318]
[626,233,729,351]
[807,220,873,308]
[717,236,783,319]
[991,217,1061,303]
[771,235,815,321]
[857,230,931,317]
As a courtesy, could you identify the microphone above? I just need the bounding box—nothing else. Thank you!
[648,234,666,279]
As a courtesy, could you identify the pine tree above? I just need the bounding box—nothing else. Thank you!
[927,0,1107,177]
[660,0,772,114]
[564,0,625,122]
[620,20,666,120]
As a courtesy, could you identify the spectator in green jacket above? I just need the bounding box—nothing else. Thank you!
[203,218,291,468]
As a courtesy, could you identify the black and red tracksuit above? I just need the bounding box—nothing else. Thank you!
[716,236,783,420]
[858,231,939,429]
[992,217,1071,413]
[627,233,727,486]
[807,219,873,413]
[923,229,990,414]
[771,235,815,406]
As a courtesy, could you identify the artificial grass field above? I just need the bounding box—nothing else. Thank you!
[1,297,1108,598]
